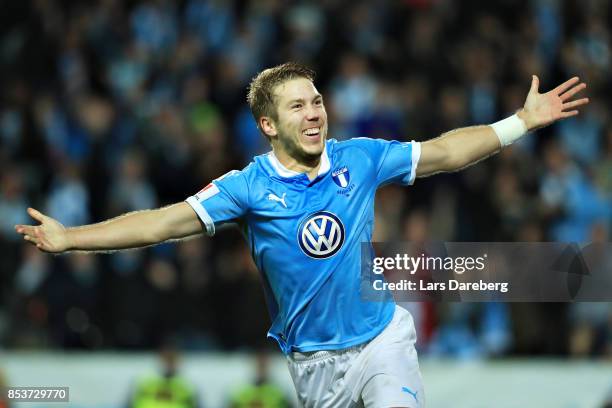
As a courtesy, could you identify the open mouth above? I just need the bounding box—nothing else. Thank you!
[302,127,321,139]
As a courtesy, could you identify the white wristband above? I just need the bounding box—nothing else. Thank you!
[491,114,528,147]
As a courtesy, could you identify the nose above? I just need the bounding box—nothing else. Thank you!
[305,103,320,121]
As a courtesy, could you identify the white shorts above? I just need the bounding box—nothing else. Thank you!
[287,306,424,408]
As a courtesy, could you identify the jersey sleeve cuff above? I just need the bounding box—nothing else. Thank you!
[185,196,216,236]
[408,141,421,185]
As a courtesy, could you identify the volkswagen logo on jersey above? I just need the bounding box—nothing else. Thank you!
[332,166,350,188]
[298,211,345,259]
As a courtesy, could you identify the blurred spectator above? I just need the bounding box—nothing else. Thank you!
[9,245,51,347]
[45,162,90,227]
[128,344,200,408]
[0,166,29,242]
[108,150,157,215]
[184,0,235,54]
[131,0,179,59]
[569,223,612,358]
[539,140,611,242]
[227,350,291,408]
[283,3,325,63]
[594,127,612,199]
[557,110,604,166]
[329,54,378,139]
[175,239,217,350]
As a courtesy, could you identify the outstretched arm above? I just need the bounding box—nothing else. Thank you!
[416,76,589,177]
[14,202,203,253]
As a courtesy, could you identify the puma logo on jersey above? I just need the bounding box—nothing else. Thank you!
[402,386,418,402]
[268,192,287,208]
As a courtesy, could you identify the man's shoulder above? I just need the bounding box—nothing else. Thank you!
[333,137,384,148]
[210,163,261,201]
[215,160,262,184]
[331,137,388,158]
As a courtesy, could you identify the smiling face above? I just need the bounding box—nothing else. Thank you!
[263,77,328,164]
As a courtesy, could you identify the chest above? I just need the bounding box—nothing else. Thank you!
[251,165,372,218]
[246,164,375,260]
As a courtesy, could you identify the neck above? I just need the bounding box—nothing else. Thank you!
[272,146,322,180]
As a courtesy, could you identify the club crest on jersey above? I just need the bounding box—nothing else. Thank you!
[332,166,355,196]
[298,211,345,259]
[332,166,350,188]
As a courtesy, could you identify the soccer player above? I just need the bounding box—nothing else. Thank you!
[15,63,588,407]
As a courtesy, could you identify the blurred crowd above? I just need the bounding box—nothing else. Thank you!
[0,0,611,358]
[123,346,291,408]
[124,346,291,408]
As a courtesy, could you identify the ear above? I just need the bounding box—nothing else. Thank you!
[259,117,277,138]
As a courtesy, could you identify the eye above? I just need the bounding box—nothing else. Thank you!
[292,104,302,109]
[315,99,322,105]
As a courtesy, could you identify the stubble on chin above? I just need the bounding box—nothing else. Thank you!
[276,127,326,165]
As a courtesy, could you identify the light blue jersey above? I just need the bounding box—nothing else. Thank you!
[186,138,421,354]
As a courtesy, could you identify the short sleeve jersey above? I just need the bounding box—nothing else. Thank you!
[186,138,421,354]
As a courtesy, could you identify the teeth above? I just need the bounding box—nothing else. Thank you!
[303,127,319,135]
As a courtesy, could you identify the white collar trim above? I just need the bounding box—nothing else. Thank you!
[268,144,330,178]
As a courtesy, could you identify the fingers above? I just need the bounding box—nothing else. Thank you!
[530,75,540,93]
[560,110,579,119]
[16,209,57,252]
[15,224,42,244]
[17,228,47,250]
[560,82,587,102]
[553,76,580,95]
[15,224,36,235]
[24,234,39,244]
[562,97,589,110]
[27,207,46,223]
[21,229,41,248]
[16,208,48,239]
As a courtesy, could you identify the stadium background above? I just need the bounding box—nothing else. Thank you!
[0,0,611,406]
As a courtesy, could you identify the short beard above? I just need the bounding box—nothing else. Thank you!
[277,130,324,165]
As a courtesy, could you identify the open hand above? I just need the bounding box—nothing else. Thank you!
[517,75,589,131]
[15,208,71,253]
